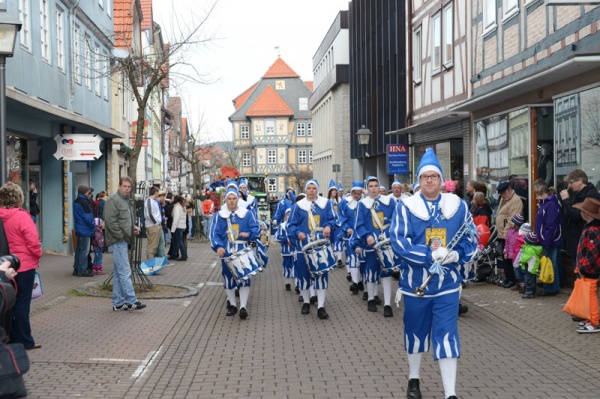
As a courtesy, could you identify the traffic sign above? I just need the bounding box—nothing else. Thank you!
[53,134,103,161]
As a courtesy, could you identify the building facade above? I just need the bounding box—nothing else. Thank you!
[230,58,314,198]
[310,11,352,193]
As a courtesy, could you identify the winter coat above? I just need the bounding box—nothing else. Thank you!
[73,194,95,237]
[520,244,542,274]
[495,190,523,239]
[0,208,42,273]
[472,204,492,227]
[560,183,600,257]
[171,203,187,232]
[504,227,520,260]
[535,194,562,248]
[103,191,135,247]
[575,219,600,279]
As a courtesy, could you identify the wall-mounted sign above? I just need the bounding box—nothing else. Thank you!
[53,134,103,161]
[387,144,408,174]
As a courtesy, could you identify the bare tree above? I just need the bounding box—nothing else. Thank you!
[582,93,600,149]
[287,165,313,193]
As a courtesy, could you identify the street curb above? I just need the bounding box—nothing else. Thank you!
[74,281,199,299]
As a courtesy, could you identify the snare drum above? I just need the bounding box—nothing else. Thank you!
[223,246,263,284]
[374,239,400,273]
[302,239,336,277]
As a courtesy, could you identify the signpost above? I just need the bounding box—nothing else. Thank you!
[53,134,103,161]
[387,144,408,175]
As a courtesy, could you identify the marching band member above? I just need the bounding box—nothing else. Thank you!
[327,179,343,268]
[389,148,477,399]
[220,180,249,210]
[338,181,364,294]
[389,180,405,204]
[238,179,258,215]
[275,208,295,291]
[355,176,396,317]
[210,187,261,320]
[287,179,337,319]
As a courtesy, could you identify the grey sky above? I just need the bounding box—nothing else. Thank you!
[154,0,350,143]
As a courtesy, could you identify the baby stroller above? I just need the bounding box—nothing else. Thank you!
[473,225,503,284]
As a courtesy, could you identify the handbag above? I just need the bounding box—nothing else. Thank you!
[562,278,592,320]
[32,270,43,299]
[0,343,30,398]
[539,255,554,284]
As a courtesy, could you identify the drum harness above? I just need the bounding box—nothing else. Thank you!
[368,201,389,252]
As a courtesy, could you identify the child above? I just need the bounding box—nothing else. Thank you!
[512,222,530,293]
[520,231,542,299]
[276,208,295,292]
[502,214,525,288]
[572,197,600,333]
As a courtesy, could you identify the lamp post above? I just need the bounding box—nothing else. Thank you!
[0,7,22,185]
[356,125,372,183]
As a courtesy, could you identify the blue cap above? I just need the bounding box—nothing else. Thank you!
[225,187,239,199]
[226,180,239,190]
[417,148,443,181]
[392,180,401,188]
[351,181,364,192]
[304,179,319,192]
[239,178,248,188]
[328,179,336,192]
[338,181,343,191]
[366,176,379,185]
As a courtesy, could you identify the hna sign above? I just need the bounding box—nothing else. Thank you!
[388,145,407,152]
[387,144,408,174]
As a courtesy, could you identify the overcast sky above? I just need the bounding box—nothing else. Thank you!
[154,0,350,143]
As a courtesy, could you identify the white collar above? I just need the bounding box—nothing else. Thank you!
[402,192,461,221]
[297,196,329,212]
[343,196,358,209]
[360,195,391,209]
[218,207,249,219]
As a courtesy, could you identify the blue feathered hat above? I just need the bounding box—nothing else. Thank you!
[351,180,364,192]
[417,148,443,181]
[304,179,319,192]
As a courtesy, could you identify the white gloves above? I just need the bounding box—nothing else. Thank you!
[432,247,459,264]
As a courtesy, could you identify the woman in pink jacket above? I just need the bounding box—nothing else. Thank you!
[0,182,43,349]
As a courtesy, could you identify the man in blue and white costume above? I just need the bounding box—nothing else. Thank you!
[210,187,261,320]
[220,180,249,211]
[286,179,337,320]
[275,207,295,291]
[338,181,364,294]
[238,178,258,215]
[272,188,295,229]
[355,176,397,317]
[327,179,343,268]
[389,148,477,399]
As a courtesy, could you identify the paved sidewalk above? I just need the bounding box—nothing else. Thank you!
[21,241,600,398]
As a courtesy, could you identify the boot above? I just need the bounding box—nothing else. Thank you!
[406,378,422,399]
[368,300,377,312]
[349,283,359,294]
[95,266,105,275]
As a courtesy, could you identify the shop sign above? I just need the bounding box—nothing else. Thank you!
[387,144,408,174]
[53,134,103,161]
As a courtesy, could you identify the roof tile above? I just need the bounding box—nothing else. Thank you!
[246,86,294,117]
[262,57,300,78]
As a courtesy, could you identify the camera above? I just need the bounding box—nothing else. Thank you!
[0,254,20,271]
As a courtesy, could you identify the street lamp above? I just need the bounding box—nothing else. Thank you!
[356,125,372,183]
[0,8,21,185]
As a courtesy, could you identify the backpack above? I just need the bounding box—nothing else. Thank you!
[539,255,554,284]
[91,225,105,250]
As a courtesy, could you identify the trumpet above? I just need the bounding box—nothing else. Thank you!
[414,215,478,297]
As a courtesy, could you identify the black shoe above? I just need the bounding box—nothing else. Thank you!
[349,283,359,294]
[128,301,146,310]
[310,296,317,305]
[298,296,304,302]
[362,292,368,301]
[447,396,457,399]
[317,307,329,319]
[77,271,94,277]
[301,303,310,314]
[175,257,187,261]
[72,269,78,276]
[368,300,377,312]
[295,286,300,294]
[374,296,382,305]
[384,305,393,317]
[346,273,352,282]
[337,260,343,268]
[407,378,422,399]
[239,307,248,319]
[235,289,239,297]
[539,291,558,297]
[285,283,291,291]
[226,306,237,316]
[357,281,364,291]
[503,281,516,289]
[522,293,535,299]
[458,304,469,315]
[226,300,231,308]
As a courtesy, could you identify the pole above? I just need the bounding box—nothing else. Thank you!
[362,144,366,183]
[0,56,6,186]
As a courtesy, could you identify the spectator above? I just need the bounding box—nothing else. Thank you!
[465,180,487,210]
[144,187,163,260]
[495,181,524,282]
[202,195,215,241]
[170,196,187,261]
[559,169,600,273]
[95,191,108,219]
[471,192,493,228]
[92,191,108,275]
[0,260,17,340]
[29,180,39,224]
[164,193,174,255]
[103,176,146,311]
[0,182,43,349]
[73,185,95,277]
[502,213,525,289]
[520,232,542,299]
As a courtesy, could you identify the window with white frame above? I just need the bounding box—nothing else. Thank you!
[266,120,275,135]
[503,0,519,20]
[242,152,251,167]
[84,35,91,89]
[297,122,306,136]
[413,26,422,83]
[55,7,65,71]
[298,150,307,164]
[94,44,101,95]
[40,0,50,62]
[103,50,109,100]
[299,98,308,110]
[107,0,112,17]
[431,11,441,74]
[308,150,313,164]
[483,0,497,34]
[18,0,31,50]
[443,2,453,67]
[267,178,276,192]
[241,125,250,139]
[98,0,104,9]
[267,149,276,164]
[73,25,81,84]
[307,123,313,137]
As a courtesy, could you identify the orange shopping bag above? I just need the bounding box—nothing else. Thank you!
[562,278,592,320]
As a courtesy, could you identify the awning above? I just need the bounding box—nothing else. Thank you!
[450,55,600,112]
[386,112,470,136]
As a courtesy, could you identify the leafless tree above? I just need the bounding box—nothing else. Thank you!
[582,93,600,149]
[287,165,313,193]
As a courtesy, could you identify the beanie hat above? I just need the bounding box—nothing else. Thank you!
[304,179,319,192]
[239,178,248,188]
[366,175,379,185]
[328,179,337,192]
[351,180,364,192]
[338,181,343,191]
[519,223,531,236]
[391,180,402,188]
[225,187,239,199]
[524,232,538,245]
[417,147,443,181]
[511,213,525,227]
[226,180,239,190]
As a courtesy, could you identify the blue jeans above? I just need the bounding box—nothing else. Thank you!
[172,228,187,259]
[93,244,103,266]
[109,242,138,307]
[542,246,561,294]
[11,269,36,349]
[75,235,90,275]
[203,215,212,238]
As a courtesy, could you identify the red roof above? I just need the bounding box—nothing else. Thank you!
[233,83,258,110]
[304,81,314,91]
[140,0,152,30]
[262,57,300,78]
[113,0,138,49]
[246,86,293,117]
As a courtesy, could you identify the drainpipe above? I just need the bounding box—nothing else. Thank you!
[68,0,81,112]
[405,0,413,129]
